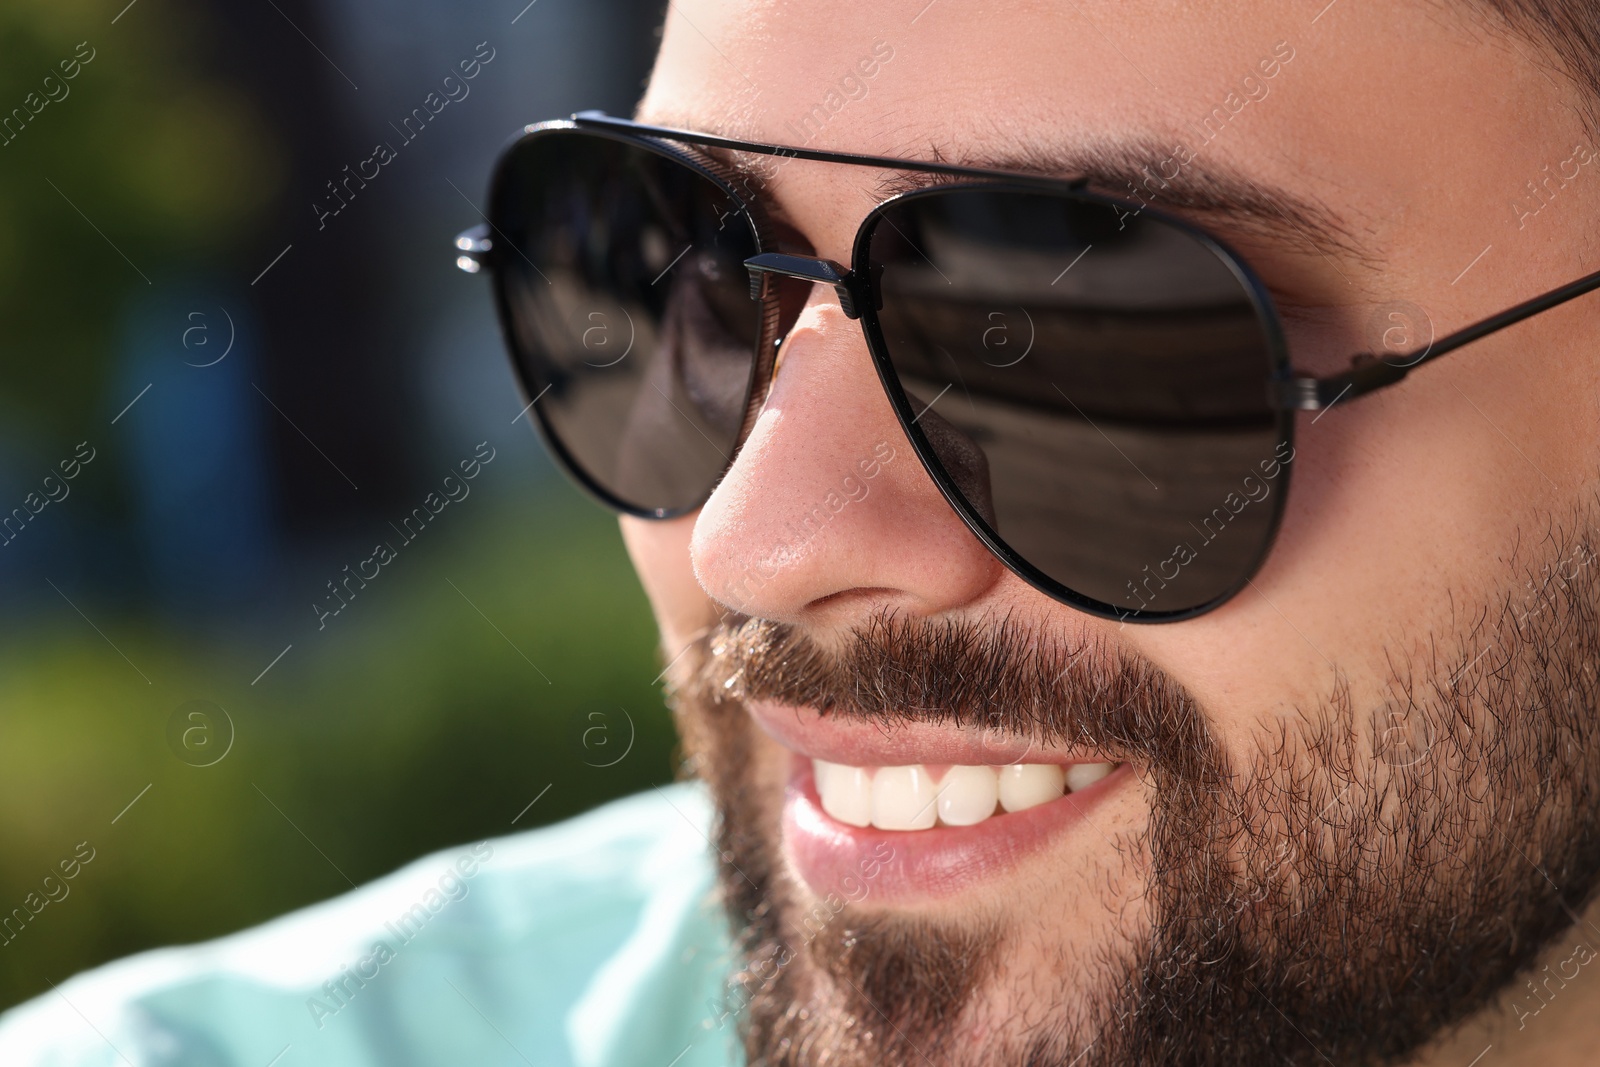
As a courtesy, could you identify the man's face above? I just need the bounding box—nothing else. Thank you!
[620,2,1600,1063]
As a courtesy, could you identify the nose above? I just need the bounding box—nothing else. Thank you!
[690,287,1004,624]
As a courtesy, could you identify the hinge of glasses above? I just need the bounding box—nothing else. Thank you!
[1270,355,1411,411]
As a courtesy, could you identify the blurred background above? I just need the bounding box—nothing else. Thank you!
[0,0,673,1010]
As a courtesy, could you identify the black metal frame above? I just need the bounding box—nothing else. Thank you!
[456,111,1600,623]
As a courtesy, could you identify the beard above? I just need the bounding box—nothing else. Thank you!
[664,515,1600,1067]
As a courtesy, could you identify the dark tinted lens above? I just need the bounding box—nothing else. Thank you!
[866,188,1287,617]
[491,130,761,515]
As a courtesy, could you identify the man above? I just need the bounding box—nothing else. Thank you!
[8,1,1600,1064]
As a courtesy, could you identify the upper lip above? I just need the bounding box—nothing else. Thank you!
[746,699,1119,768]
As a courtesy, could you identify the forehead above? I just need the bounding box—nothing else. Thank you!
[637,0,1571,265]
[641,0,1521,145]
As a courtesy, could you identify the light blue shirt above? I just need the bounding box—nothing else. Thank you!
[0,785,741,1067]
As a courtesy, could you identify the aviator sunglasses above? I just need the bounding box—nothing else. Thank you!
[455,111,1600,622]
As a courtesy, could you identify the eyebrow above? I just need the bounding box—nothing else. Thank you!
[875,138,1373,268]
[682,125,1373,273]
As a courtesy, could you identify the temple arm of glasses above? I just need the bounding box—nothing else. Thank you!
[1273,265,1600,410]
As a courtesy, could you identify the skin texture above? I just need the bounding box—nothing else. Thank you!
[614,0,1600,1062]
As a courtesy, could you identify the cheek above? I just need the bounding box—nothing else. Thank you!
[620,514,722,647]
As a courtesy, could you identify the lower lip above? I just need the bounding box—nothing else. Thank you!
[781,756,1133,903]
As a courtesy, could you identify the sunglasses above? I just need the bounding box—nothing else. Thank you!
[456,111,1600,622]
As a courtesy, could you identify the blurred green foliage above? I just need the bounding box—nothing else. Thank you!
[0,0,679,1017]
[0,0,278,438]
[0,491,677,1010]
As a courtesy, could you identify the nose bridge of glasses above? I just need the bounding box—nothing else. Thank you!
[744,252,860,318]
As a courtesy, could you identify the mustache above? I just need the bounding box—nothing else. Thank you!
[695,612,1222,777]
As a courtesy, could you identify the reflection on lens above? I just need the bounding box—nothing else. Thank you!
[492,131,762,515]
[867,187,1287,616]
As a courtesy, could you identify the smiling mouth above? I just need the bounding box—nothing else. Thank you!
[748,699,1135,898]
[814,759,1119,830]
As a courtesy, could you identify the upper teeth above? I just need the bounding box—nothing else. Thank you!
[813,759,1115,830]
